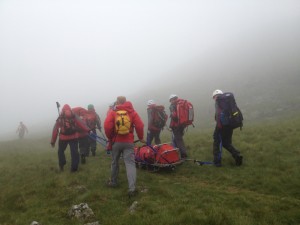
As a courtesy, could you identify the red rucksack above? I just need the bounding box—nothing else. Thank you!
[72,107,98,130]
[176,99,194,127]
[60,115,77,135]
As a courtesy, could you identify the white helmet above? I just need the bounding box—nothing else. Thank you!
[212,89,223,98]
[169,94,178,101]
[147,99,155,106]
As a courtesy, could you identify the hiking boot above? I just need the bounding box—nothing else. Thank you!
[106,180,117,188]
[181,153,187,160]
[235,155,243,166]
[128,189,138,198]
[92,152,96,157]
[59,165,64,172]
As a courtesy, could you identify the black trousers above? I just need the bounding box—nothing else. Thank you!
[58,139,79,171]
[147,130,161,145]
[213,126,240,164]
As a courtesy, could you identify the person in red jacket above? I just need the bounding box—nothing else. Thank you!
[146,99,167,145]
[51,104,91,172]
[104,96,145,197]
[169,94,188,159]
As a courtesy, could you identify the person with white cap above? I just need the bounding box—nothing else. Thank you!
[168,94,188,159]
[212,89,243,167]
[146,99,167,145]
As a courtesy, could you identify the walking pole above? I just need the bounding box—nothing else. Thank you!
[56,102,60,116]
[217,133,223,163]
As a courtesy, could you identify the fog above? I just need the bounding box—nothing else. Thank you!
[1,0,300,140]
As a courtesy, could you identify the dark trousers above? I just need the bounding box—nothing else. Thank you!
[147,130,161,145]
[213,126,240,164]
[78,136,89,156]
[87,138,97,156]
[58,139,79,171]
[172,126,187,158]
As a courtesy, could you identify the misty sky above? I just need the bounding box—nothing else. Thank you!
[0,0,299,139]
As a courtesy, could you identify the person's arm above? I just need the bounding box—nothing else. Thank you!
[96,114,102,131]
[50,119,59,147]
[133,112,145,143]
[104,111,116,141]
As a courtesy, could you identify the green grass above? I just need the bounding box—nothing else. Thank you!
[0,116,300,225]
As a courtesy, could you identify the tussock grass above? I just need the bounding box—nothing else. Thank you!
[0,116,300,225]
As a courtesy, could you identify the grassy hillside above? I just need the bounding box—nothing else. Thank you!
[128,73,300,131]
[0,115,300,225]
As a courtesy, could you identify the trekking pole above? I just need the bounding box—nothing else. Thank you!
[195,134,223,166]
[218,133,223,163]
[88,133,107,147]
[56,102,60,116]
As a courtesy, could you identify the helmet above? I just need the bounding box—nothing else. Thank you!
[87,104,94,110]
[169,94,178,102]
[147,100,155,106]
[212,89,223,98]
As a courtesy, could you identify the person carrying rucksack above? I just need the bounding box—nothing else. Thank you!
[72,106,90,164]
[169,94,194,159]
[104,96,145,198]
[146,99,168,145]
[51,104,91,172]
[86,104,102,157]
[212,89,243,167]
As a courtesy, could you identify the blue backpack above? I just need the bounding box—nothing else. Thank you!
[216,92,243,130]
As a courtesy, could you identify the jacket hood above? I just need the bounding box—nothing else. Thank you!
[61,104,73,118]
[115,101,134,113]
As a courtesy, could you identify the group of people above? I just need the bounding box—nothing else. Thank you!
[50,90,243,197]
[50,104,102,172]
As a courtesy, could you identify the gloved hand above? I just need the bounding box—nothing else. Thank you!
[106,141,112,151]
[51,143,55,148]
[139,139,146,144]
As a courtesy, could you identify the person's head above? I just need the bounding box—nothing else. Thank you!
[147,99,155,106]
[212,89,223,100]
[169,94,178,103]
[61,104,73,118]
[116,96,126,105]
[87,104,94,111]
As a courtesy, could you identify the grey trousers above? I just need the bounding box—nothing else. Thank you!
[172,126,187,157]
[111,142,136,192]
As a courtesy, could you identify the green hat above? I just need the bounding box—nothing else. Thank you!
[87,104,94,110]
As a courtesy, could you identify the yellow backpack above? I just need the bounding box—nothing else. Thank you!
[115,110,131,135]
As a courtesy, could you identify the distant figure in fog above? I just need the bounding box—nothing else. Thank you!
[16,122,28,139]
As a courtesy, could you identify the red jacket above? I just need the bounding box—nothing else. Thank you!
[104,101,144,143]
[51,104,90,144]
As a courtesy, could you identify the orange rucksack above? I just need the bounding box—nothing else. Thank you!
[72,107,98,130]
[176,99,194,127]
